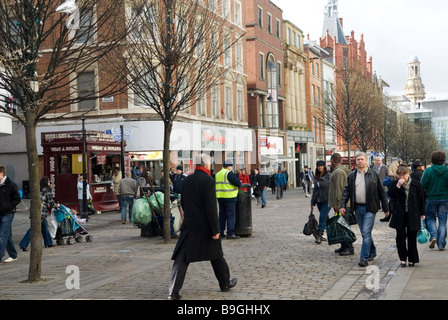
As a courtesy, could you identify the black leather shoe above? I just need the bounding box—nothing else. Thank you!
[358,259,368,267]
[168,293,182,300]
[368,253,377,261]
[221,278,237,292]
[334,246,344,253]
[339,248,354,256]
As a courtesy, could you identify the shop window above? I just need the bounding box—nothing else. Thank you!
[58,155,73,174]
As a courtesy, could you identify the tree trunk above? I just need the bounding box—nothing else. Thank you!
[25,112,43,281]
[162,121,173,243]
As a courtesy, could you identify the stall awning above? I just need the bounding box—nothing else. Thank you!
[261,155,298,163]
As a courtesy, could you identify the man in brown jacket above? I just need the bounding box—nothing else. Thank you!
[328,153,353,256]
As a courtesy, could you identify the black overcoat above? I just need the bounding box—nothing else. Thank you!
[388,178,425,232]
[171,169,223,263]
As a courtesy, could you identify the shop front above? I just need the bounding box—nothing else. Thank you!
[41,131,126,212]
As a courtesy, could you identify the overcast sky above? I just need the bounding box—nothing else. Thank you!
[271,0,448,99]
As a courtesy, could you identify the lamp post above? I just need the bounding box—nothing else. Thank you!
[81,115,88,219]
[120,116,125,179]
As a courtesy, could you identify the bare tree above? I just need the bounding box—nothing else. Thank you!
[377,96,399,164]
[114,0,244,242]
[0,0,128,281]
[322,66,371,167]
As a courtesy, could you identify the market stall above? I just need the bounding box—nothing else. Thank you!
[41,130,127,212]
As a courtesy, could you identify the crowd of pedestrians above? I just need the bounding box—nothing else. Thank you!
[303,150,448,269]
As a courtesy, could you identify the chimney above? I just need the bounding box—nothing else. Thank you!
[339,18,343,28]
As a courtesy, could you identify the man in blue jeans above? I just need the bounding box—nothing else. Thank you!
[118,171,138,224]
[421,151,448,250]
[0,166,21,264]
[340,153,389,267]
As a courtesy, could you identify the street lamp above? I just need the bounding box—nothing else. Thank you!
[81,115,88,220]
[120,116,125,179]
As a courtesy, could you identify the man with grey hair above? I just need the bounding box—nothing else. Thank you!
[168,153,237,299]
[340,152,389,267]
[118,171,138,224]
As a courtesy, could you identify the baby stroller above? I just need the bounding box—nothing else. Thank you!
[53,204,93,245]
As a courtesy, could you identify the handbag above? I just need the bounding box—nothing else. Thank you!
[326,214,357,245]
[417,218,430,244]
[303,209,318,236]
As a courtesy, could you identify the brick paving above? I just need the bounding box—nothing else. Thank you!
[0,187,409,300]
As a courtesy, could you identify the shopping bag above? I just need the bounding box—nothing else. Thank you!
[417,218,430,244]
[326,215,357,245]
[303,209,318,236]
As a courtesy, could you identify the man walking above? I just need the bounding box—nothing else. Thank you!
[340,152,389,267]
[257,167,270,208]
[328,153,354,256]
[421,151,448,250]
[301,166,313,198]
[168,154,237,300]
[118,171,138,224]
[0,166,21,263]
[215,160,242,239]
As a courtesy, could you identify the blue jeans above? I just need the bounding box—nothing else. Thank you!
[261,188,267,206]
[316,202,331,231]
[425,199,448,249]
[218,199,236,237]
[0,213,17,261]
[121,196,135,221]
[355,205,376,261]
[19,218,53,249]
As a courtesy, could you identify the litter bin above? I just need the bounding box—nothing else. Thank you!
[235,183,252,237]
[22,180,30,199]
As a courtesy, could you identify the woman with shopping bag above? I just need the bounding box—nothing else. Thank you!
[388,164,426,267]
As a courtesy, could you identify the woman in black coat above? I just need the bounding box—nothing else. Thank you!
[388,164,425,267]
[168,154,236,300]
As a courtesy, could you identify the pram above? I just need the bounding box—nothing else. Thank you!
[53,204,93,245]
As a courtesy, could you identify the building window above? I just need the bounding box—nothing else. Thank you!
[211,84,219,118]
[267,14,272,33]
[258,7,263,27]
[76,7,95,44]
[236,41,243,73]
[237,89,243,121]
[266,56,279,128]
[225,86,232,120]
[224,33,232,67]
[259,53,265,80]
[234,1,242,27]
[277,61,282,86]
[222,0,230,19]
[77,71,96,111]
[276,20,280,38]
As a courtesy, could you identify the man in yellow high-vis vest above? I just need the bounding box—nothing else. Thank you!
[216,159,242,239]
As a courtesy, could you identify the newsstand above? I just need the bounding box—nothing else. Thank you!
[235,183,252,237]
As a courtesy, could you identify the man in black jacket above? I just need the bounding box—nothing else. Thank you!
[340,153,389,267]
[256,167,270,208]
[168,154,237,300]
[0,166,21,263]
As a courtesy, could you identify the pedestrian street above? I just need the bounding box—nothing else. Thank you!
[0,187,402,300]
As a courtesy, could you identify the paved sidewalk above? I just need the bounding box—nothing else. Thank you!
[0,187,447,300]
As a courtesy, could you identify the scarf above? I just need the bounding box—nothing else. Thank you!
[195,165,211,176]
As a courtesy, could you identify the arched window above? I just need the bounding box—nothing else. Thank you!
[266,55,279,128]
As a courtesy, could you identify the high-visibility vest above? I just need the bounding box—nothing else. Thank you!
[215,168,238,199]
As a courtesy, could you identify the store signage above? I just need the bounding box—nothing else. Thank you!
[201,128,226,149]
[260,136,283,155]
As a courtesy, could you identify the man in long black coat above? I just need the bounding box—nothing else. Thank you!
[168,154,237,300]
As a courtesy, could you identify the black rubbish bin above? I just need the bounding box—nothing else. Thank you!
[235,183,252,237]
[22,180,30,199]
